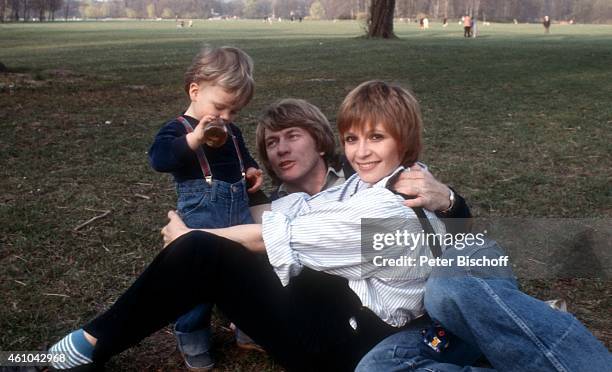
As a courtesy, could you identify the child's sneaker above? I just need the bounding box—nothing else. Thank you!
[174,327,214,371]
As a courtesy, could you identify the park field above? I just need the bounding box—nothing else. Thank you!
[1,20,611,370]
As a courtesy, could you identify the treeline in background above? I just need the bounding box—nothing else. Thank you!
[2,0,612,24]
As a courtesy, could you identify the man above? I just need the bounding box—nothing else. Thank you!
[463,15,472,38]
[543,15,551,33]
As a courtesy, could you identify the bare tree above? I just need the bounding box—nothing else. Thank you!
[368,0,396,38]
[38,0,46,21]
[24,0,30,21]
[432,0,440,19]
[63,0,69,20]
[9,0,17,20]
[49,0,62,20]
[1,0,7,21]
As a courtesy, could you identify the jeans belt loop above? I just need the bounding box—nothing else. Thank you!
[209,180,217,202]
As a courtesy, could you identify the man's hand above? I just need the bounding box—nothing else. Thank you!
[391,164,452,212]
[161,210,193,248]
[245,167,264,193]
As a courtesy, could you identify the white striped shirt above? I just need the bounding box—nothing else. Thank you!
[262,167,446,327]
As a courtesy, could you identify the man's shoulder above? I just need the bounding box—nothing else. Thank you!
[338,155,356,178]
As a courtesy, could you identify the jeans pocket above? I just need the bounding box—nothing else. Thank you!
[178,191,212,220]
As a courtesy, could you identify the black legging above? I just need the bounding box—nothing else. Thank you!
[84,231,400,371]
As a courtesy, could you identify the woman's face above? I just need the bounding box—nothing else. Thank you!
[343,122,402,184]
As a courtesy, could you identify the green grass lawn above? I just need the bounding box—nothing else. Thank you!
[1,20,611,370]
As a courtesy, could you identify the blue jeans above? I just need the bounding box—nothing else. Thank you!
[177,178,253,229]
[356,317,487,371]
[175,178,254,353]
[359,240,611,371]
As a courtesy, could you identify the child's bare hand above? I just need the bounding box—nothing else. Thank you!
[186,115,217,150]
[245,167,263,193]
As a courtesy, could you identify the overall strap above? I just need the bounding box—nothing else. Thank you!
[177,116,213,185]
[385,171,442,258]
[226,124,246,178]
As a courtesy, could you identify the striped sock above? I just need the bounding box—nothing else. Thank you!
[49,329,94,369]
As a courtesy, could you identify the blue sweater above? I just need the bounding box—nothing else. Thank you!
[149,115,259,184]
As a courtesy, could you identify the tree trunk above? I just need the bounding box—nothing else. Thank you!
[368,0,396,38]
[10,0,18,21]
[0,0,6,22]
[472,0,481,17]
[433,0,440,19]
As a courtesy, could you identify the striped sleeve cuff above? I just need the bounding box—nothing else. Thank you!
[262,211,302,286]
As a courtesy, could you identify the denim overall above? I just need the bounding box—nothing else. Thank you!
[174,116,254,360]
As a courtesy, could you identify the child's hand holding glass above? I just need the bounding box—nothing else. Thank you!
[186,115,228,149]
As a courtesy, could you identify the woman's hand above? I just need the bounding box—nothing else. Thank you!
[391,164,452,212]
[161,211,193,248]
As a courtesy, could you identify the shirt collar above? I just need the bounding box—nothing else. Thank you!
[375,166,406,188]
[373,162,426,188]
[276,165,344,198]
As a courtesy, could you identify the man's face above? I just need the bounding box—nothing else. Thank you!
[264,127,326,187]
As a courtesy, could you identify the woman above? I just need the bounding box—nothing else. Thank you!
[48,80,444,371]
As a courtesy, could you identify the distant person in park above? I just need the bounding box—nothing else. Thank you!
[471,16,477,38]
[463,14,472,37]
[443,17,448,27]
[46,81,470,371]
[148,46,264,370]
[423,17,430,29]
[543,15,551,33]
